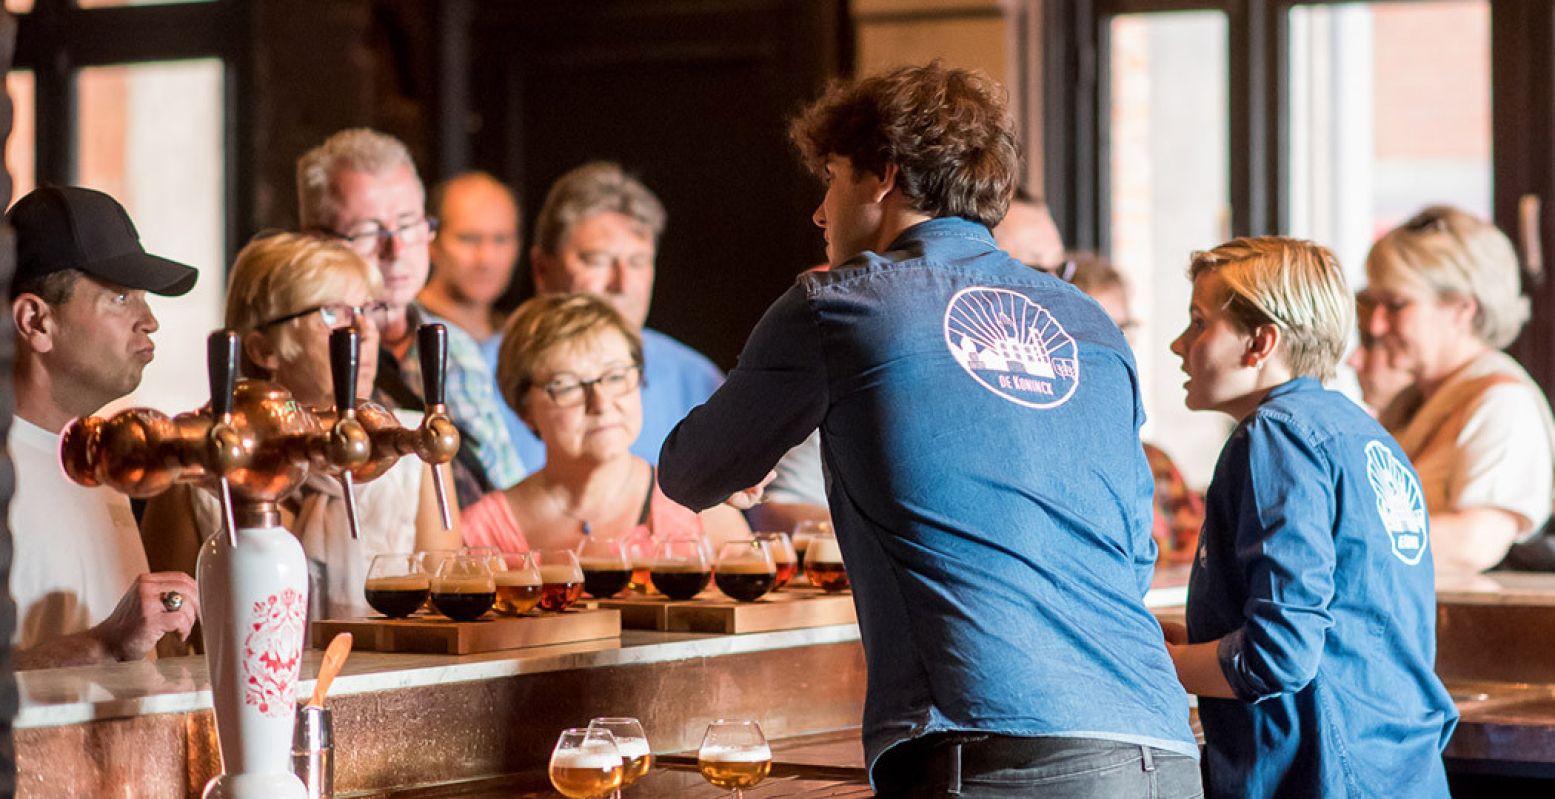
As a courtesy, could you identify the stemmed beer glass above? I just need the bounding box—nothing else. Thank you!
[698,719,772,797]
[587,717,651,797]
[549,727,623,799]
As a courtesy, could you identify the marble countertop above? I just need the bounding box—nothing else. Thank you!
[14,624,864,731]
[1437,571,1555,606]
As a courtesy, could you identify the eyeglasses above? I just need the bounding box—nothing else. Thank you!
[1034,258,1078,283]
[260,301,390,329]
[324,217,438,255]
[537,364,643,408]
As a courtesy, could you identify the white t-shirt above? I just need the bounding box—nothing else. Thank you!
[8,415,149,649]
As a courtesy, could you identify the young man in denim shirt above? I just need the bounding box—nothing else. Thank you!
[659,64,1200,797]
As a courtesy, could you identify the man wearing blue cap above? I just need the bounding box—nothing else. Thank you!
[7,186,202,668]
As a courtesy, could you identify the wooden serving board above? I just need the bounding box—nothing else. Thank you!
[311,608,621,655]
[593,589,855,634]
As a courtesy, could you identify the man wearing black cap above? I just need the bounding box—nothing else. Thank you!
[7,186,202,668]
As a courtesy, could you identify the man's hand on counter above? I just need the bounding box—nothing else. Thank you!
[14,571,201,671]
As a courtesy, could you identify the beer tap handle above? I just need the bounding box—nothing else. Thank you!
[207,331,241,547]
[417,323,455,530]
[418,323,447,409]
[328,328,365,541]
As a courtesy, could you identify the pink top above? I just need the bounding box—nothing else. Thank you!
[461,475,703,554]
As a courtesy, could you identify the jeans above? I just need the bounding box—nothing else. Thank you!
[873,734,1204,798]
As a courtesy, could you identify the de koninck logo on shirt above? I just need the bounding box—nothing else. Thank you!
[1364,440,1428,566]
[944,286,1079,409]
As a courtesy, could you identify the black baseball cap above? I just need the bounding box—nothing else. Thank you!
[7,186,198,298]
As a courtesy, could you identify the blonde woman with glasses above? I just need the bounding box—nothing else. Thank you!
[461,293,749,554]
[1360,205,1555,574]
[142,233,461,620]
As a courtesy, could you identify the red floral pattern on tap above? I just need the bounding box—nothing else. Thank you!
[242,588,306,717]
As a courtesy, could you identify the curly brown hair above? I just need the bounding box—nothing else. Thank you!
[788,62,1019,228]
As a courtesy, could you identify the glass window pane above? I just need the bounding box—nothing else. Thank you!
[1287,1,1491,282]
[77,58,225,415]
[1109,10,1232,488]
[7,69,34,202]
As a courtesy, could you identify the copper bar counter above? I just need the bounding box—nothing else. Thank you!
[12,624,868,797]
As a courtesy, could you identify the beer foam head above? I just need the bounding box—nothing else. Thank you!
[432,575,495,593]
[806,537,843,563]
[552,742,622,770]
[541,563,584,583]
[494,569,541,587]
[579,557,628,572]
[699,744,772,762]
[365,574,429,591]
[651,560,710,574]
[716,560,777,575]
[612,737,651,759]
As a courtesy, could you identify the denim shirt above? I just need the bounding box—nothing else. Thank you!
[1188,377,1457,798]
[659,217,1198,786]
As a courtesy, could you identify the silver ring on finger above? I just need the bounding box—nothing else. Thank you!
[160,591,185,613]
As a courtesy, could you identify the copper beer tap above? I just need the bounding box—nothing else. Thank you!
[59,324,461,535]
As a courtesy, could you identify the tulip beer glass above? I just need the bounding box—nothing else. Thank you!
[363,553,428,618]
[713,540,777,602]
[578,537,633,599]
[549,727,623,799]
[698,719,772,797]
[649,536,712,601]
[802,531,849,594]
[752,532,798,590]
[536,548,586,611]
[587,717,651,797]
[493,551,543,615]
[429,554,496,621]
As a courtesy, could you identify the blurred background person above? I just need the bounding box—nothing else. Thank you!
[464,293,748,554]
[1362,205,1555,574]
[993,190,1065,271]
[1069,252,1203,564]
[419,170,532,458]
[1347,292,1414,428]
[297,128,525,506]
[527,161,723,468]
[143,233,461,620]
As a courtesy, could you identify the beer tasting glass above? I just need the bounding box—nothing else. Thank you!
[536,548,586,611]
[752,532,798,590]
[363,553,428,618]
[493,551,543,615]
[791,519,832,575]
[802,531,849,594]
[698,719,772,797]
[587,717,652,797]
[577,537,633,599]
[549,727,624,799]
[713,540,778,603]
[649,535,713,601]
[429,553,496,621]
[626,537,657,594]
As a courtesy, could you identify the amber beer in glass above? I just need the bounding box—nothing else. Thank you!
[791,520,832,576]
[649,536,713,601]
[587,717,651,797]
[698,720,772,797]
[536,549,586,611]
[430,554,496,621]
[493,552,543,615]
[714,540,778,602]
[549,727,623,799]
[803,534,849,593]
[364,554,429,617]
[753,532,798,590]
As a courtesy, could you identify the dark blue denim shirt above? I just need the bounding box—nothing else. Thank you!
[1188,377,1458,798]
[659,217,1199,786]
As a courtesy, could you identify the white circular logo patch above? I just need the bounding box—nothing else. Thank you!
[1364,440,1428,566]
[944,287,1080,409]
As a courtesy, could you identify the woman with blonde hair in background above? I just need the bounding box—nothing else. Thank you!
[143,233,461,619]
[1361,205,1555,574]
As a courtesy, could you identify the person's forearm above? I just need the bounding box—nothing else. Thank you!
[747,501,830,532]
[1430,507,1524,575]
[14,627,116,671]
[1168,639,1237,699]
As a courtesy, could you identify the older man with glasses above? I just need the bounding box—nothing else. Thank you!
[296,128,527,506]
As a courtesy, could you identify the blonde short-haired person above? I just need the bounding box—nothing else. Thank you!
[1361,205,1555,574]
[460,293,749,554]
[143,233,461,619]
[1164,236,1455,797]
